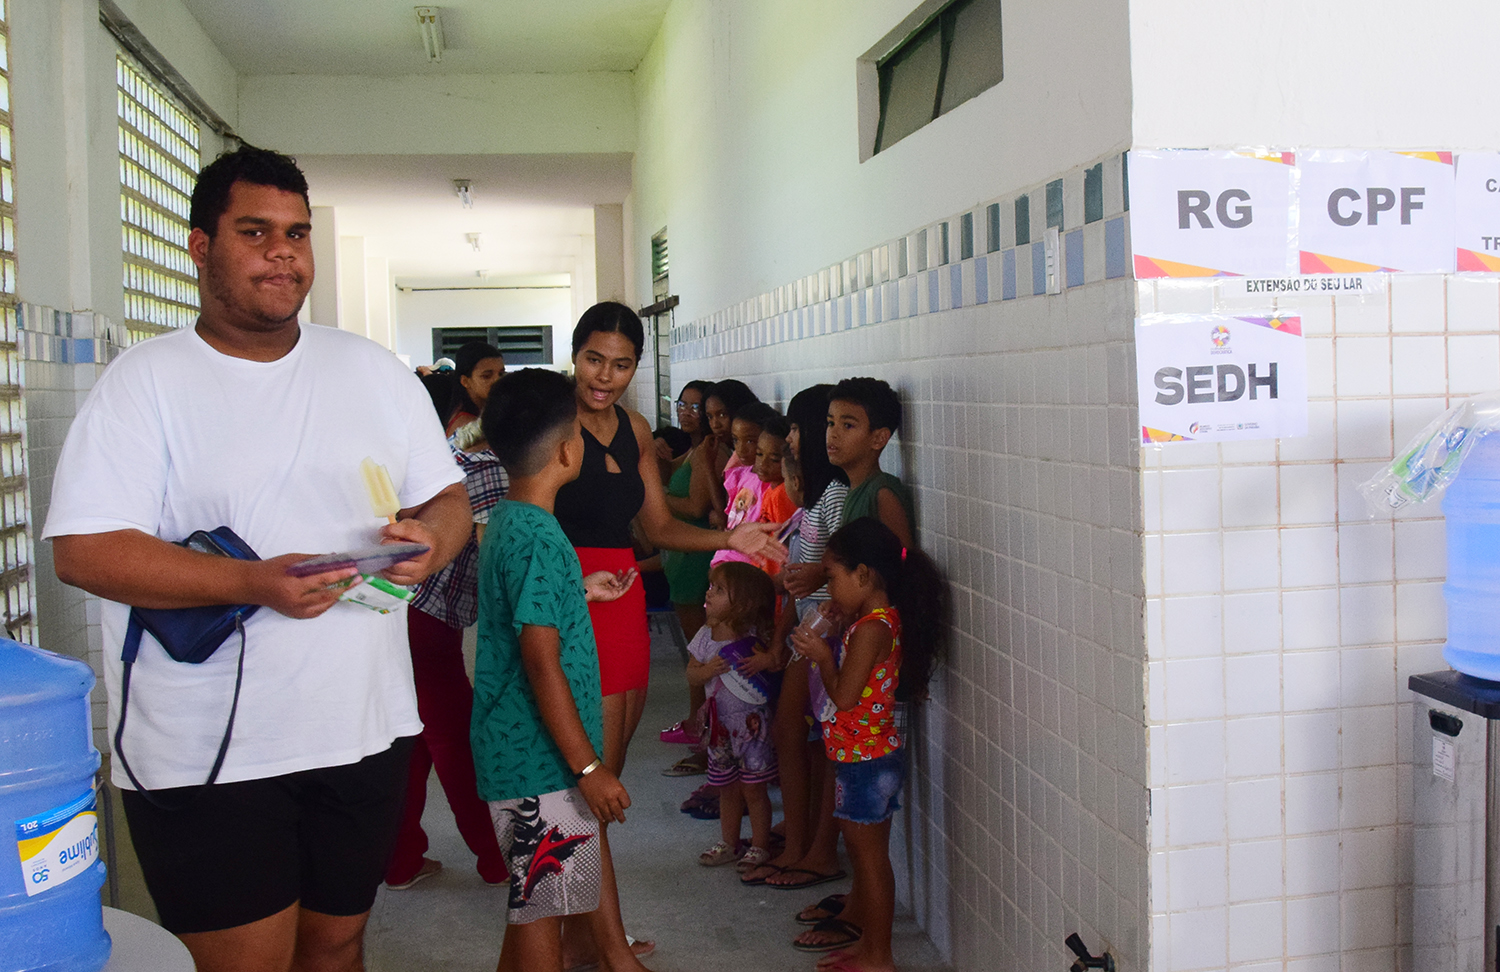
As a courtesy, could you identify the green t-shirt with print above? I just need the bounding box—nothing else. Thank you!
[472,499,604,802]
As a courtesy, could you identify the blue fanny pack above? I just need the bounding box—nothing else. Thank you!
[115,527,261,805]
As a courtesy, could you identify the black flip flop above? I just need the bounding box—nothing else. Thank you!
[791,917,862,953]
[795,893,848,926]
[740,863,783,886]
[767,867,847,890]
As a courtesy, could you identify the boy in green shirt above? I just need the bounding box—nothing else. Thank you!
[826,377,915,547]
[472,368,636,972]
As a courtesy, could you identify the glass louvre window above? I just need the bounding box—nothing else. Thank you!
[651,228,669,301]
[938,0,1005,113]
[875,21,942,153]
[873,0,1003,155]
[118,53,200,342]
[0,1,31,644]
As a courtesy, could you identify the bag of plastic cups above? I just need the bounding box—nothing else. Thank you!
[1360,392,1500,512]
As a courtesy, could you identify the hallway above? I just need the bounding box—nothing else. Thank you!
[364,618,951,972]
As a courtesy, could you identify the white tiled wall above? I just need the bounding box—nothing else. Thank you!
[20,306,115,755]
[671,158,1147,967]
[1143,274,1485,972]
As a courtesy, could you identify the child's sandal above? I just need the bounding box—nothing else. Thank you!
[735,845,772,874]
[698,840,739,867]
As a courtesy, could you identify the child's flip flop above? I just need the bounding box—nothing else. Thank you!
[795,893,848,925]
[791,917,862,953]
[563,936,655,972]
[768,867,847,890]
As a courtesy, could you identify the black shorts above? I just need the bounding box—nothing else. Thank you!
[119,737,415,934]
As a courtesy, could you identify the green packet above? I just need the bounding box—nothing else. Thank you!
[338,574,416,614]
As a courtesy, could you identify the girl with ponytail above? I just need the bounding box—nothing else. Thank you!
[787,517,945,967]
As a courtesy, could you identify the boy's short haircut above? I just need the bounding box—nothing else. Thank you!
[190,145,310,236]
[734,401,781,430]
[829,377,901,433]
[781,453,801,478]
[483,369,577,476]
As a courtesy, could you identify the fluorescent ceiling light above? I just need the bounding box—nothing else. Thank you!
[466,233,482,252]
[415,6,444,62]
[452,179,473,208]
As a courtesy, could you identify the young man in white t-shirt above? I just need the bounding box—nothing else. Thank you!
[44,146,473,972]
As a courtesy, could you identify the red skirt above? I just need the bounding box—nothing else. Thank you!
[575,546,650,696]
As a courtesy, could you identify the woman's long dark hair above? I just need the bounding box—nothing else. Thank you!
[824,518,944,704]
[786,383,846,509]
[420,370,457,427]
[705,379,758,419]
[452,341,503,417]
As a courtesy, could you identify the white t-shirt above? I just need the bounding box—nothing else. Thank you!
[43,324,464,790]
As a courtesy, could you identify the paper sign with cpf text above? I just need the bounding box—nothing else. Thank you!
[1136,314,1308,444]
[1455,153,1500,271]
[1128,149,1298,278]
[1298,150,1455,273]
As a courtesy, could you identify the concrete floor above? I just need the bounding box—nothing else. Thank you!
[365,615,951,972]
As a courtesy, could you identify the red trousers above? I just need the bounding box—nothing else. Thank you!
[385,607,507,885]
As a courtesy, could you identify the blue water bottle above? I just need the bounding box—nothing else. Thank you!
[0,638,111,972]
[1443,435,1500,681]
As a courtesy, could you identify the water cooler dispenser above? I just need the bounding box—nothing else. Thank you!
[1406,431,1500,969]
[1409,672,1500,970]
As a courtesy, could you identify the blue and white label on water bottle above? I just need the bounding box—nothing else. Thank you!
[14,789,98,897]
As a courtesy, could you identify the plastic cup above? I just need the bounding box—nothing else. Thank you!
[798,611,834,641]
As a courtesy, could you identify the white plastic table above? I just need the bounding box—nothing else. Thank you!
[100,906,194,972]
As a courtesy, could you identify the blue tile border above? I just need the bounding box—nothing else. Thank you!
[669,151,1132,363]
[1066,230,1084,289]
[1105,217,1127,279]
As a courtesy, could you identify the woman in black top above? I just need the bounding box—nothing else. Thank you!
[551,302,783,971]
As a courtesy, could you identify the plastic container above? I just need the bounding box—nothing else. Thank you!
[1443,436,1500,680]
[0,638,111,972]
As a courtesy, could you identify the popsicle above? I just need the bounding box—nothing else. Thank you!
[360,457,399,524]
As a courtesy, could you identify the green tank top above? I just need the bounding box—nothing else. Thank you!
[666,459,708,528]
[663,458,713,603]
[841,472,914,535]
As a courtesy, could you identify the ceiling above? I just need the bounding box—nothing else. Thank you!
[297,153,633,208]
[180,0,673,76]
[299,154,630,280]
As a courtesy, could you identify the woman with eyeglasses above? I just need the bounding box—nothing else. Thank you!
[661,381,716,637]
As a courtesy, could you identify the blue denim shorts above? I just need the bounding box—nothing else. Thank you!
[833,751,905,825]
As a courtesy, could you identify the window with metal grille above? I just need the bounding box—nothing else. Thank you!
[118,52,200,344]
[431,326,553,365]
[0,1,32,644]
[872,0,1003,156]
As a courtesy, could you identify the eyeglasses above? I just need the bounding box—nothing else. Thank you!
[675,400,703,412]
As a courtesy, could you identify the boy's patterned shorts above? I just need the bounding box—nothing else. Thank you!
[488,788,601,922]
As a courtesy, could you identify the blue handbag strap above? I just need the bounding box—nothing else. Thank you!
[114,613,247,809]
